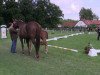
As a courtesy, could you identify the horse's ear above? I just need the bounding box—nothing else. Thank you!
[20,20,23,22]
[12,19,18,22]
[13,19,18,24]
[18,19,23,22]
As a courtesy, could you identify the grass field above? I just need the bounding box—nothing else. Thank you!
[0,31,100,75]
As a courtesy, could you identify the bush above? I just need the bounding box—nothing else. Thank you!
[0,17,4,25]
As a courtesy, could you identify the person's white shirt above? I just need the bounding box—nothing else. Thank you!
[88,48,100,57]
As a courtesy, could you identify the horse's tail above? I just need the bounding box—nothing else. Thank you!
[34,27,41,58]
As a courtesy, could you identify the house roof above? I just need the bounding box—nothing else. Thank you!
[75,21,87,27]
[63,20,100,27]
[83,20,100,25]
[63,22,77,27]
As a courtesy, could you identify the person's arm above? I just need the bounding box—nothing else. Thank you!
[13,28,18,33]
[10,27,18,33]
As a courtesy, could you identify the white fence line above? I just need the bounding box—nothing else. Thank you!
[48,45,78,52]
[47,32,84,41]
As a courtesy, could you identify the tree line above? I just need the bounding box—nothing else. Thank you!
[60,7,99,23]
[0,0,63,28]
[0,0,99,28]
[79,7,99,20]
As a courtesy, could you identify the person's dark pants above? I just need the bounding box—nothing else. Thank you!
[11,39,17,53]
[97,34,100,40]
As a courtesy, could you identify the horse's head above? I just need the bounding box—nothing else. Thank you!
[12,20,24,29]
[12,20,19,29]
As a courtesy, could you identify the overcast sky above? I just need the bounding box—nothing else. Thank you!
[50,0,100,20]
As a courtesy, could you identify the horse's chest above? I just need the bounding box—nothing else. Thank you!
[19,30,27,38]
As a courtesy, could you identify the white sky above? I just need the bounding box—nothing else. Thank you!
[51,0,100,20]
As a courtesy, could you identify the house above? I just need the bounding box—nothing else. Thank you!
[63,22,77,27]
[63,20,100,28]
[75,21,87,27]
[75,20,100,27]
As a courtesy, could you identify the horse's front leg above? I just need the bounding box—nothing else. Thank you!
[45,42,48,54]
[20,38,24,54]
[42,38,48,54]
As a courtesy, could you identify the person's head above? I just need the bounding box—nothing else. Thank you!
[97,26,100,29]
[12,20,19,29]
[84,46,91,54]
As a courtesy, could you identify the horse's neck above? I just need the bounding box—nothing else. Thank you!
[19,23,26,29]
[18,23,26,32]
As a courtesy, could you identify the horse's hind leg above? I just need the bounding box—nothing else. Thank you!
[26,39,31,55]
[20,39,24,54]
[32,38,40,59]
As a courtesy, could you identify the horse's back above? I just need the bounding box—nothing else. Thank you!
[27,21,41,29]
[26,21,42,38]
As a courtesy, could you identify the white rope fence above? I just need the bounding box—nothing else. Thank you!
[47,32,84,41]
[46,32,84,52]
[48,45,78,52]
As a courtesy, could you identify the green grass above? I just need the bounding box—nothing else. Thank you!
[0,31,100,75]
[48,30,80,38]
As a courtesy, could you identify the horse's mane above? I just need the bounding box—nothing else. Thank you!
[17,20,24,23]
[17,20,26,26]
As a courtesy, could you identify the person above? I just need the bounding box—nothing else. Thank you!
[96,27,100,40]
[84,43,100,57]
[9,23,18,53]
[84,43,92,54]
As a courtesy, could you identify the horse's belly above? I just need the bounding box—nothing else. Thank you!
[19,34,27,38]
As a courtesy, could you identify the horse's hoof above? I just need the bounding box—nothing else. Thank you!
[28,52,31,55]
[35,55,39,59]
[45,51,48,54]
[22,52,24,54]
[45,49,48,54]
[36,55,39,59]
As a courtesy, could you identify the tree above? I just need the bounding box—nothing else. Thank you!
[34,0,63,28]
[3,0,23,25]
[0,0,4,25]
[62,19,77,22]
[2,0,63,28]
[79,7,93,20]
[93,13,99,20]
[19,0,34,22]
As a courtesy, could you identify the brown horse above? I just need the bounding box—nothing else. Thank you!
[29,29,48,54]
[40,29,48,53]
[13,20,41,58]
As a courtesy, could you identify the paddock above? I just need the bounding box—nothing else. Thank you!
[0,30,100,75]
